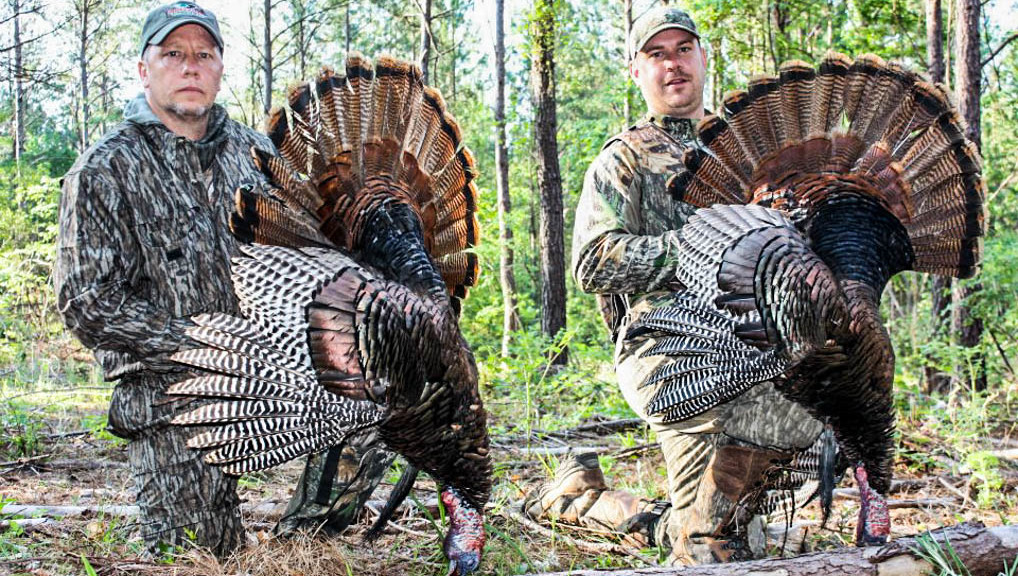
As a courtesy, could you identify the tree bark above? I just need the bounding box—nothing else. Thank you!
[926,0,945,83]
[524,523,1018,576]
[262,0,273,116]
[76,0,90,150]
[623,0,633,126]
[923,0,952,395]
[530,0,567,365]
[13,0,25,166]
[953,0,986,391]
[495,0,519,358]
[419,0,433,84]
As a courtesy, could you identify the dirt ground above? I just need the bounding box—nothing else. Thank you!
[2,402,1018,576]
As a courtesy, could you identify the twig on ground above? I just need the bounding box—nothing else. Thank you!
[43,429,91,440]
[0,386,114,401]
[363,502,433,539]
[938,476,977,508]
[612,443,660,459]
[502,506,647,563]
[0,454,51,470]
[832,490,957,508]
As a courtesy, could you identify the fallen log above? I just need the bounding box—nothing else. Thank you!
[523,522,1018,576]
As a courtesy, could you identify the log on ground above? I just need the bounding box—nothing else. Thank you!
[523,522,1018,576]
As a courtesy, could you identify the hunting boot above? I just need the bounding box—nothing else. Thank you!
[668,443,786,565]
[523,451,669,547]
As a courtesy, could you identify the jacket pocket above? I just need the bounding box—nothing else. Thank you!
[131,207,205,317]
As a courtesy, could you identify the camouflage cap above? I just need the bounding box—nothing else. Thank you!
[629,6,700,59]
[139,1,223,57]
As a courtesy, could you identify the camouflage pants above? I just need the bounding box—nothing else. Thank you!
[275,430,394,536]
[108,372,243,557]
[615,330,824,564]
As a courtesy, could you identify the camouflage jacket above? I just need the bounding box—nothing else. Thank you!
[54,94,274,380]
[572,113,701,341]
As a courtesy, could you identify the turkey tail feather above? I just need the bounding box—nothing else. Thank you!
[686,53,985,279]
[248,54,480,301]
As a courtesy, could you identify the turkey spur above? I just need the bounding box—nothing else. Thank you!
[167,54,490,574]
[632,53,985,546]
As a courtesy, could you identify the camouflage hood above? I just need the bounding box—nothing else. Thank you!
[122,93,229,170]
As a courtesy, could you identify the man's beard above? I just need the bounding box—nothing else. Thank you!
[167,103,210,121]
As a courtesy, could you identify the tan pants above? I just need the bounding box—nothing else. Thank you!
[615,330,823,563]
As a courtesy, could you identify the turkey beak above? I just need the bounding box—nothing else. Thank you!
[446,560,459,576]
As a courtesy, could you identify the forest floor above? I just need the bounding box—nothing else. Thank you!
[2,344,1018,576]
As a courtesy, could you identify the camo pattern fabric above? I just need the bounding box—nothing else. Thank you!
[55,96,273,381]
[54,95,389,556]
[572,114,823,564]
[572,114,699,338]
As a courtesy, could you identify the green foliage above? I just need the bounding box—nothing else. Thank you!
[0,402,43,459]
[910,531,971,576]
[963,451,1004,508]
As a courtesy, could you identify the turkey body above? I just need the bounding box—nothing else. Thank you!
[167,55,490,574]
[634,53,985,545]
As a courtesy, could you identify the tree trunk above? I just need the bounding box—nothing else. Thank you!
[923,0,952,395]
[531,0,567,365]
[495,0,519,358]
[926,0,945,82]
[344,2,350,53]
[524,523,1018,576]
[77,0,90,150]
[13,0,26,167]
[262,0,272,116]
[953,0,986,391]
[419,0,433,84]
[623,0,633,126]
[295,0,307,79]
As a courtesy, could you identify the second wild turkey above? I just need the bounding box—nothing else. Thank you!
[630,53,985,545]
[165,54,490,574]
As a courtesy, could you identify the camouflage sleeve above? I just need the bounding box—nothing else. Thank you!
[54,166,190,372]
[571,140,683,295]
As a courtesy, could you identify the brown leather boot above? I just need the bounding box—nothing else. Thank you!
[524,452,668,547]
[523,452,607,523]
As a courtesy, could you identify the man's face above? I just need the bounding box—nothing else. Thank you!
[138,24,223,121]
[630,28,707,119]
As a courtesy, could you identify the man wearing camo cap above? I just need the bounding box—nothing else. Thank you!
[524,5,825,565]
[55,1,391,556]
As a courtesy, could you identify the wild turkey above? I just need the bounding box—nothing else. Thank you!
[631,53,985,545]
[165,54,490,574]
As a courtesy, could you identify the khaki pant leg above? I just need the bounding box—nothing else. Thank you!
[617,332,825,564]
[108,373,243,557]
[616,335,726,562]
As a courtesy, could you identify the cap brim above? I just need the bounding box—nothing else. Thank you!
[147,19,223,51]
[634,23,700,56]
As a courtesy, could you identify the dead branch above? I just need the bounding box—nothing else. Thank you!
[548,418,648,439]
[612,443,660,459]
[832,489,957,509]
[523,522,1018,576]
[503,507,648,562]
[982,31,1018,67]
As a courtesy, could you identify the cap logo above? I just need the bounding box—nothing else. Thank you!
[165,2,205,17]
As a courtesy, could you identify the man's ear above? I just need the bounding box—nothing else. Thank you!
[629,59,640,82]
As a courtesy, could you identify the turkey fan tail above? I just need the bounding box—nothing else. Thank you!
[167,247,388,475]
[684,53,985,278]
[259,53,480,302]
[632,204,844,422]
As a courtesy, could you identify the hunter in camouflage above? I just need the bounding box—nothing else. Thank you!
[526,6,824,565]
[54,1,390,556]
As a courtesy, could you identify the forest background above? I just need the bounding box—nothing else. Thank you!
[1,0,1018,573]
